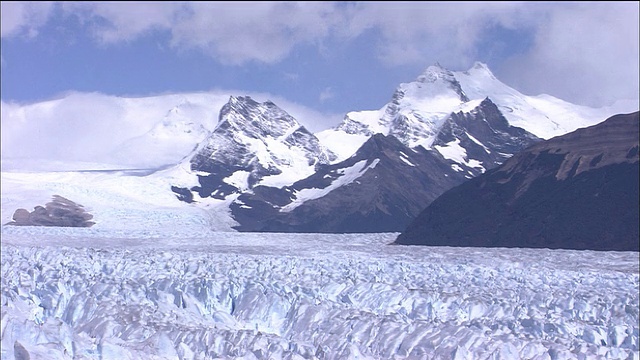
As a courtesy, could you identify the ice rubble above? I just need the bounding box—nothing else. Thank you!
[1,228,638,360]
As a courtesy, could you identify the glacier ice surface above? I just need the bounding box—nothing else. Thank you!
[1,226,638,359]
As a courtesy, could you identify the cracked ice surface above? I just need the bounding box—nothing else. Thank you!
[1,227,638,360]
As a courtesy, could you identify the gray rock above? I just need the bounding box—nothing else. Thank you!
[6,195,95,227]
[11,208,30,224]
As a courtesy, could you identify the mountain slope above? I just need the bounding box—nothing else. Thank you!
[108,99,211,167]
[176,96,335,200]
[231,133,470,232]
[431,97,540,177]
[174,94,540,233]
[317,62,622,164]
[168,61,589,233]
[394,112,640,251]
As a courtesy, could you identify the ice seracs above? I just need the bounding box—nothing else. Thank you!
[1,229,638,359]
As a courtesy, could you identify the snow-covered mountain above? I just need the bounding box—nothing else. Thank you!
[184,96,335,200]
[0,92,337,171]
[0,92,231,171]
[173,62,610,232]
[231,134,471,232]
[169,93,540,232]
[2,62,636,233]
[2,65,639,359]
[109,98,212,168]
[317,62,626,163]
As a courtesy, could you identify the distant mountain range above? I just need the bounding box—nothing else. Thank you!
[3,62,637,241]
[170,62,620,233]
[394,111,639,251]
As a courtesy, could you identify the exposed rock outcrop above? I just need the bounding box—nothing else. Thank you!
[231,133,471,232]
[6,195,95,227]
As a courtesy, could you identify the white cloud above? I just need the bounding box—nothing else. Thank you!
[319,87,334,103]
[169,2,342,65]
[1,93,137,163]
[499,2,640,107]
[0,90,343,167]
[1,2,637,110]
[340,1,638,107]
[62,2,181,44]
[341,1,539,68]
[56,2,343,65]
[0,1,54,38]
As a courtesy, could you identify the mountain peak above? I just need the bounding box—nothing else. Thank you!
[217,95,299,136]
[472,61,489,70]
[225,95,281,115]
[416,62,455,84]
[228,95,256,105]
[182,95,336,199]
[464,61,496,80]
[408,62,470,105]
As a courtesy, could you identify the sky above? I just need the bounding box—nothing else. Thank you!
[0,1,639,167]
[2,2,639,111]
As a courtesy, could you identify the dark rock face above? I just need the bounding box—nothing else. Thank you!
[231,134,471,233]
[228,99,540,233]
[432,98,540,177]
[6,195,95,227]
[395,112,640,251]
[170,186,194,203]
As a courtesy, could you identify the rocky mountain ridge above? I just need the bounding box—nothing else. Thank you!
[394,111,640,251]
[172,62,554,232]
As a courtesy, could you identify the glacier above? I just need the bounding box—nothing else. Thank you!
[1,227,638,360]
